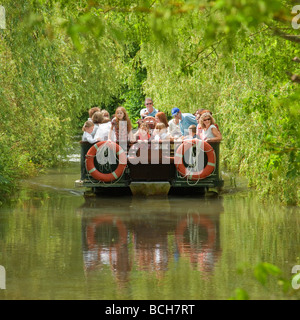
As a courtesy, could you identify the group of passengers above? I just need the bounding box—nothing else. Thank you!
[81,97,222,146]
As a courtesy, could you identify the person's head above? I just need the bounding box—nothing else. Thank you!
[200,112,215,128]
[171,107,181,120]
[88,106,101,119]
[102,116,110,124]
[139,122,149,133]
[145,98,154,111]
[155,112,169,127]
[82,120,94,133]
[101,109,110,119]
[115,106,132,132]
[188,125,197,136]
[155,122,167,132]
[115,106,127,121]
[92,111,103,124]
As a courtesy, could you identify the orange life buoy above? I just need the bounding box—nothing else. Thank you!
[85,141,127,182]
[174,139,216,180]
[175,214,216,273]
[86,215,127,248]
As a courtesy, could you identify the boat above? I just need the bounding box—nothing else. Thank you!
[75,118,224,196]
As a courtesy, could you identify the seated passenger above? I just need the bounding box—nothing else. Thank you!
[153,123,170,149]
[140,98,158,119]
[184,125,199,140]
[133,122,150,141]
[195,109,220,133]
[198,112,222,143]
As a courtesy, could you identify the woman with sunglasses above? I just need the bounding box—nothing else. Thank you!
[198,112,222,143]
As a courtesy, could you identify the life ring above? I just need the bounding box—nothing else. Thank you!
[174,139,216,180]
[86,215,127,248]
[175,214,216,271]
[85,141,127,182]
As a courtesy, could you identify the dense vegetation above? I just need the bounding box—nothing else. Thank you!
[0,0,299,205]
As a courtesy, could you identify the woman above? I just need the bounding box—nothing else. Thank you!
[198,112,222,143]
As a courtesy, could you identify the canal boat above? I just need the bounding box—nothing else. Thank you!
[75,118,224,196]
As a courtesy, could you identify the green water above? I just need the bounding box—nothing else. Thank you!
[0,162,299,300]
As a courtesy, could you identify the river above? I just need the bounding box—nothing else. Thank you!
[0,160,299,300]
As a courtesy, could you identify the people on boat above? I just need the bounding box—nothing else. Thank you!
[109,106,134,142]
[171,107,198,136]
[198,112,222,143]
[140,98,158,119]
[82,120,99,144]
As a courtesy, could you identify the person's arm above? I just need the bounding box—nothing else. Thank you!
[206,127,222,142]
[85,132,98,144]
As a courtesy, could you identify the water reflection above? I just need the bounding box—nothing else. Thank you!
[79,196,223,285]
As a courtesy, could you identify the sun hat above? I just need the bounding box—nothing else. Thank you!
[171,107,180,116]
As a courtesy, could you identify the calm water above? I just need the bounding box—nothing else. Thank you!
[0,161,299,300]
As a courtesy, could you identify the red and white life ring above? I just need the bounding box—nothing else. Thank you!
[174,139,216,180]
[85,141,127,182]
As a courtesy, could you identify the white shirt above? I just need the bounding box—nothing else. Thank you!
[168,119,182,137]
[94,122,113,141]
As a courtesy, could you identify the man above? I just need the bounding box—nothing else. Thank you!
[140,98,158,118]
[171,107,198,136]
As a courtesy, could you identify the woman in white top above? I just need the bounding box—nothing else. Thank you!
[168,117,182,138]
[198,112,222,143]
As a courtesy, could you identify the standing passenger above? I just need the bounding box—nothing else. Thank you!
[140,98,158,119]
[109,106,133,142]
[171,108,198,136]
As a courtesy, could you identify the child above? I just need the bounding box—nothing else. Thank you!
[184,125,199,140]
[134,122,150,141]
[91,111,103,136]
[153,122,170,150]
[82,120,98,144]
[109,106,133,142]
